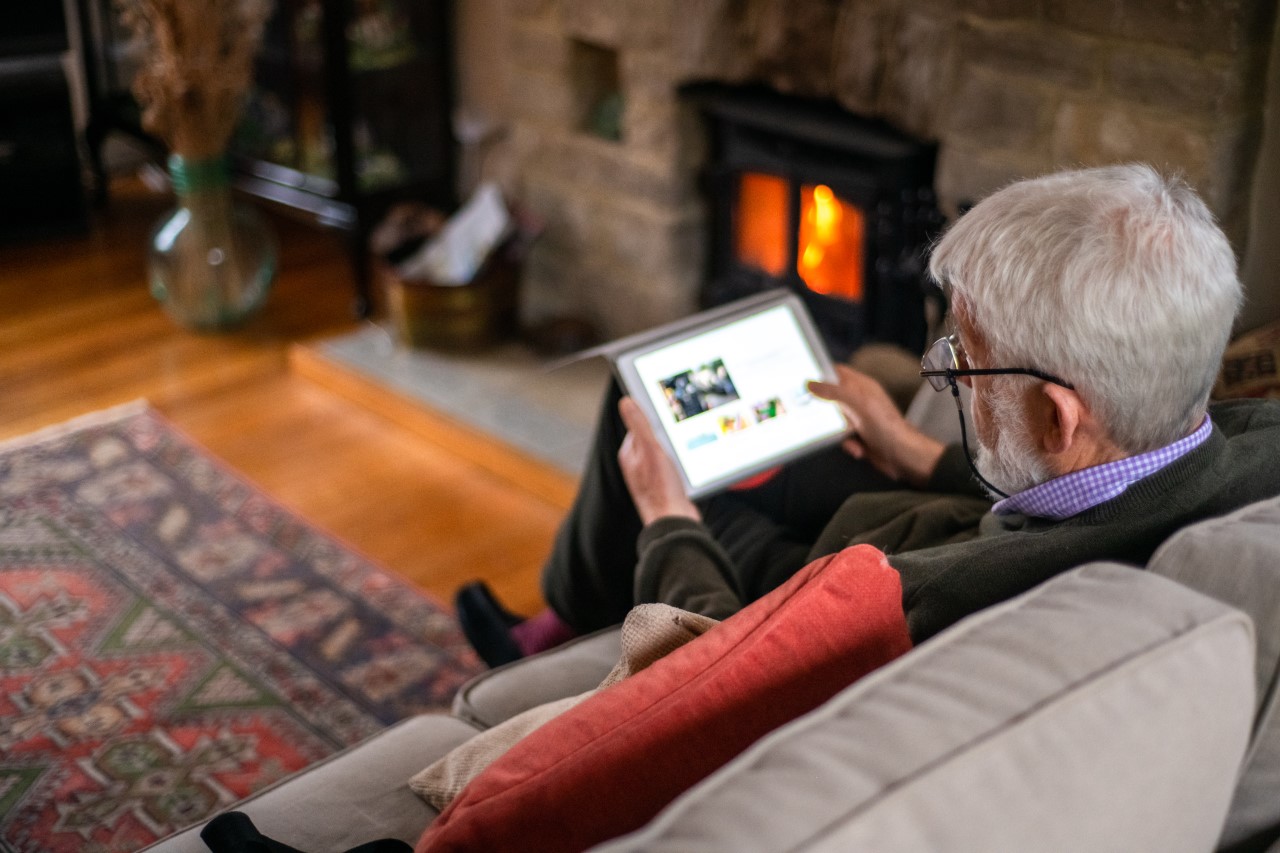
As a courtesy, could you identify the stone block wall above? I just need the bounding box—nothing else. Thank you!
[479,0,1276,338]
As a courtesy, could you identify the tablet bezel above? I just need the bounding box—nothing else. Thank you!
[612,290,849,499]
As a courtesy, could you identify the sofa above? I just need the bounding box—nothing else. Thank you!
[141,482,1280,853]
[143,374,1280,852]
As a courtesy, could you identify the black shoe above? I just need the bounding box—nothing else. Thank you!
[202,811,411,852]
[455,581,525,668]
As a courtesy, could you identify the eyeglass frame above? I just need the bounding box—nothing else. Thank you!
[916,334,1075,499]
[919,335,1075,393]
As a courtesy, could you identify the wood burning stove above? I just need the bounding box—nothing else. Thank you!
[685,84,943,361]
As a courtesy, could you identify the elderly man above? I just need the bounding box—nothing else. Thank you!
[458,164,1280,666]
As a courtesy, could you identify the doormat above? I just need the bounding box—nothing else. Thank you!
[0,403,482,852]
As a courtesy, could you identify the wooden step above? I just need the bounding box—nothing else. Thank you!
[290,342,579,511]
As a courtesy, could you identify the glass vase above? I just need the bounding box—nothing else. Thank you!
[148,155,277,330]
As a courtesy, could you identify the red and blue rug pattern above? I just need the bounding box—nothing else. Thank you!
[0,404,482,852]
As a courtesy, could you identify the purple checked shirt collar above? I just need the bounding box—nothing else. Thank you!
[992,415,1213,521]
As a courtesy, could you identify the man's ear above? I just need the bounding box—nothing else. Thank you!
[1038,382,1084,456]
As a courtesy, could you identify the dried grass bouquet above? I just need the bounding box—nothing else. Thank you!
[116,0,274,161]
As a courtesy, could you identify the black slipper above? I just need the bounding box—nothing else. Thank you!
[201,810,412,852]
[454,581,524,668]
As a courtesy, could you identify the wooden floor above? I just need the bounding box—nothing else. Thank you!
[0,178,567,616]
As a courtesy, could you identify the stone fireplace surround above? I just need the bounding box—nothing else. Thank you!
[464,0,1277,341]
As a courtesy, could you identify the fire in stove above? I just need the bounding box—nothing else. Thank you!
[797,183,864,302]
[736,174,865,303]
[688,83,942,361]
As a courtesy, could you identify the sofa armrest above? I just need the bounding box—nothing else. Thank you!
[141,714,481,853]
[452,627,622,729]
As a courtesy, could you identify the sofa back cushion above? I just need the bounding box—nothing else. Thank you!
[1147,494,1280,848]
[594,564,1255,853]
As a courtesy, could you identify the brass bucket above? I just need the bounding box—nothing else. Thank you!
[382,251,520,351]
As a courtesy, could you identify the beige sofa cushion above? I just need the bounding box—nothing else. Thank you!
[594,563,1255,853]
[1147,494,1280,849]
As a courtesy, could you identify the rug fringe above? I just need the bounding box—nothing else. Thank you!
[0,400,153,454]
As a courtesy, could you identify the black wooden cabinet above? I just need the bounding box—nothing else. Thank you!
[78,0,457,316]
[232,0,457,315]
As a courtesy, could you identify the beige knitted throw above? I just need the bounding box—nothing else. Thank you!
[409,604,719,810]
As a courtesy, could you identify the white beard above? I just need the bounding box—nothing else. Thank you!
[972,384,1051,498]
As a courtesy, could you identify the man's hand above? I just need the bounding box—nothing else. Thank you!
[618,396,701,526]
[808,365,946,489]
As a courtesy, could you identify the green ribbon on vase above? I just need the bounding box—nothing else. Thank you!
[167,154,232,196]
[148,153,277,331]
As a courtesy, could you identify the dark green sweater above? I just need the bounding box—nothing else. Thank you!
[634,398,1280,644]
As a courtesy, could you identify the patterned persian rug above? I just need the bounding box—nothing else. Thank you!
[0,403,482,853]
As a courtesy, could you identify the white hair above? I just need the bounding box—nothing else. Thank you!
[929,164,1242,453]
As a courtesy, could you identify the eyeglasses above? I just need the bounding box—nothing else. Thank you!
[917,335,1074,499]
[919,335,1075,393]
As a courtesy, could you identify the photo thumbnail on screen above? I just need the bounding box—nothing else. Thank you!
[718,396,787,435]
[659,359,740,422]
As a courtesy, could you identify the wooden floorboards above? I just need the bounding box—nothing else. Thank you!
[0,178,565,616]
[289,343,580,509]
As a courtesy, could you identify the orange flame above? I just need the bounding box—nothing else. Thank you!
[734,172,789,277]
[798,183,863,300]
[733,173,864,302]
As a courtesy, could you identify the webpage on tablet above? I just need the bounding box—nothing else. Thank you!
[629,302,848,493]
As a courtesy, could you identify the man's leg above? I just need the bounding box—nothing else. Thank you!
[463,380,901,663]
[458,379,640,664]
[700,446,898,603]
[540,378,646,633]
[542,385,900,630]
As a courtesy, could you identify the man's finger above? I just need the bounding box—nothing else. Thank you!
[618,397,656,441]
[807,379,836,399]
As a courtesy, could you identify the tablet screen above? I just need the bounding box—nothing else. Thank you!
[619,295,848,497]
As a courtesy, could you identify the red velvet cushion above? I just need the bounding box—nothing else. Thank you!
[417,544,911,853]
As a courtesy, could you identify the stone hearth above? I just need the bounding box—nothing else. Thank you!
[476,0,1276,340]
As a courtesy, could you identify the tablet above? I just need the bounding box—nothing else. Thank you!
[613,290,849,498]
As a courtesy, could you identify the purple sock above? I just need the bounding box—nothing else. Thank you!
[510,609,577,657]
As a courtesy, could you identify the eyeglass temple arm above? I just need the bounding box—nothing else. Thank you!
[947,380,1011,500]
[942,367,1075,389]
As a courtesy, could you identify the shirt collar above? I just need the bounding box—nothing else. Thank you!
[992,415,1213,521]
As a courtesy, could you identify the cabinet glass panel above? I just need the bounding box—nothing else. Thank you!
[235,0,451,196]
[235,0,333,192]
[347,0,450,193]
